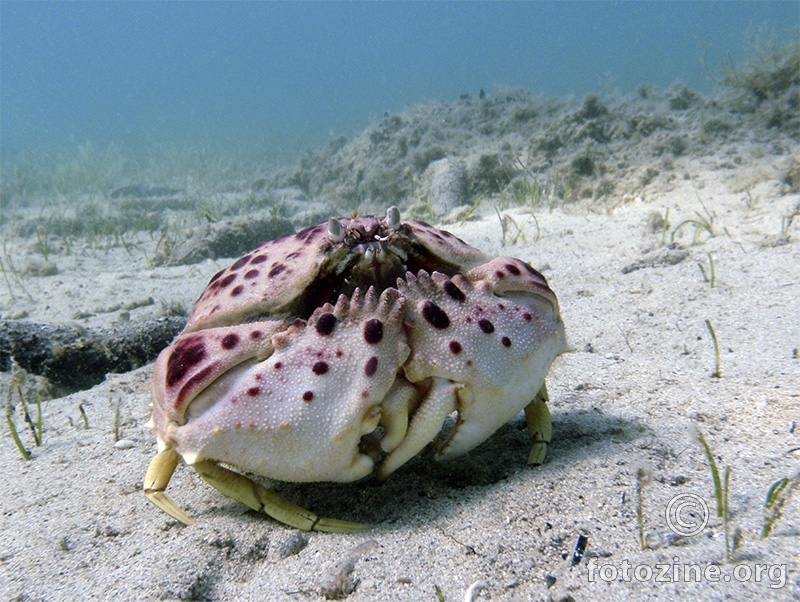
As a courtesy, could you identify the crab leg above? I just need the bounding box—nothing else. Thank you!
[524,383,552,466]
[192,460,366,533]
[144,448,197,526]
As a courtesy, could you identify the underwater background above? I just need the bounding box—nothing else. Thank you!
[1,6,799,599]
[1,1,798,168]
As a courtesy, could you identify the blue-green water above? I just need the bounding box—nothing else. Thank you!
[1,1,798,161]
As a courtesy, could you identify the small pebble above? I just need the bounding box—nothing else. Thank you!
[276,532,308,559]
[114,439,135,450]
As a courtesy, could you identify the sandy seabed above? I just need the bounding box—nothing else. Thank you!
[1,105,799,601]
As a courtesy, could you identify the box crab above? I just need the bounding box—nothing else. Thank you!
[145,207,568,531]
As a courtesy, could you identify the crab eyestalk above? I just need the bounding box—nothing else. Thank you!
[328,217,345,243]
[385,205,401,230]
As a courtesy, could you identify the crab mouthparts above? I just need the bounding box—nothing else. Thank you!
[321,208,411,299]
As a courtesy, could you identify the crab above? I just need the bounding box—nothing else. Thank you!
[145,206,568,531]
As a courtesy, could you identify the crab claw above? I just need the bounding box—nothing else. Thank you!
[379,377,460,479]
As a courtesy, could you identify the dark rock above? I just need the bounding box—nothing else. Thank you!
[0,317,186,390]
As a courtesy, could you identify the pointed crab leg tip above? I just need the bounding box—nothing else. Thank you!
[144,448,196,525]
[527,442,548,466]
[313,518,370,533]
[145,491,197,526]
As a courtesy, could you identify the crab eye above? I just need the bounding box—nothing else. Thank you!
[385,206,401,230]
[327,218,345,243]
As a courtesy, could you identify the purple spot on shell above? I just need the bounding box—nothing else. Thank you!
[521,262,544,277]
[250,254,268,264]
[501,336,512,347]
[312,361,329,375]
[175,362,218,409]
[250,330,261,339]
[296,225,316,240]
[422,300,450,329]
[247,387,260,397]
[166,338,207,387]
[244,269,259,279]
[219,274,236,288]
[495,270,505,279]
[478,319,495,334]
[523,312,532,321]
[316,313,337,336]
[268,263,287,277]
[505,263,521,276]
[443,280,466,302]
[231,285,244,297]
[302,391,314,402]
[208,269,225,284]
[364,319,384,344]
[231,255,251,271]
[364,356,379,377]
[221,334,239,349]
[449,340,462,354]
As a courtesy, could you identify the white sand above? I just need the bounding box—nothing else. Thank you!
[1,155,798,601]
